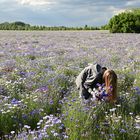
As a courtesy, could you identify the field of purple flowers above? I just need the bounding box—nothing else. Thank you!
[0,30,140,140]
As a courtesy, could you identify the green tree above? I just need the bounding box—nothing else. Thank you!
[108,9,140,33]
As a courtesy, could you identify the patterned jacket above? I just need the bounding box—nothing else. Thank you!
[75,63,103,93]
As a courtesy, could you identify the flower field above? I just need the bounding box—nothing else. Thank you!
[0,30,140,140]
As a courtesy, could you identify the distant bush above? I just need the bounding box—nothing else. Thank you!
[108,9,140,33]
[100,24,109,30]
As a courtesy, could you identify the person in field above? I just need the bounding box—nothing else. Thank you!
[76,63,117,103]
[75,63,107,100]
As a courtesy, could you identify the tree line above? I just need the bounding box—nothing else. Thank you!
[0,22,99,31]
[102,8,140,33]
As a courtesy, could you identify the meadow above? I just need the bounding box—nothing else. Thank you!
[0,30,140,140]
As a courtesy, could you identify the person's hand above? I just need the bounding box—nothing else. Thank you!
[90,91,96,101]
[95,93,101,100]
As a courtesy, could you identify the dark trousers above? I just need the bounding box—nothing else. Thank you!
[79,86,92,99]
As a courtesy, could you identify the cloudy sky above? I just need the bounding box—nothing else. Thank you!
[0,0,140,26]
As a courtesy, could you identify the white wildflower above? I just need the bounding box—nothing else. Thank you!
[11,131,15,134]
[109,108,116,112]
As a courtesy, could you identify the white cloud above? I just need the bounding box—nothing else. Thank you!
[107,6,127,15]
[113,9,127,15]
[125,0,140,6]
[16,0,56,6]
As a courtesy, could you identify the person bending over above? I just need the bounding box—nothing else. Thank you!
[75,63,107,100]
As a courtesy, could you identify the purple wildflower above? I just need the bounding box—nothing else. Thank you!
[19,71,26,77]
[22,114,28,119]
[30,109,40,116]
[100,90,108,98]
[134,86,140,94]
[35,86,48,93]
[49,99,54,105]
[52,118,61,124]
[11,98,19,104]
[120,129,126,133]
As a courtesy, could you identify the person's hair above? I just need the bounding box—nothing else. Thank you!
[103,69,117,103]
[102,67,107,71]
[101,67,107,75]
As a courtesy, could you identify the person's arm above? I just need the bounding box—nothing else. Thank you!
[85,73,102,93]
[75,68,88,90]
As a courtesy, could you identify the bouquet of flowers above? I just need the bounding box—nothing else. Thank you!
[93,83,109,101]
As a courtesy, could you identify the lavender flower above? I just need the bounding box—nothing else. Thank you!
[11,98,19,104]
[120,129,126,133]
[134,86,140,94]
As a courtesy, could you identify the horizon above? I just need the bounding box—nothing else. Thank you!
[0,21,102,27]
[0,0,140,26]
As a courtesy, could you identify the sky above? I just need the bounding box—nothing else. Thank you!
[0,0,140,27]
